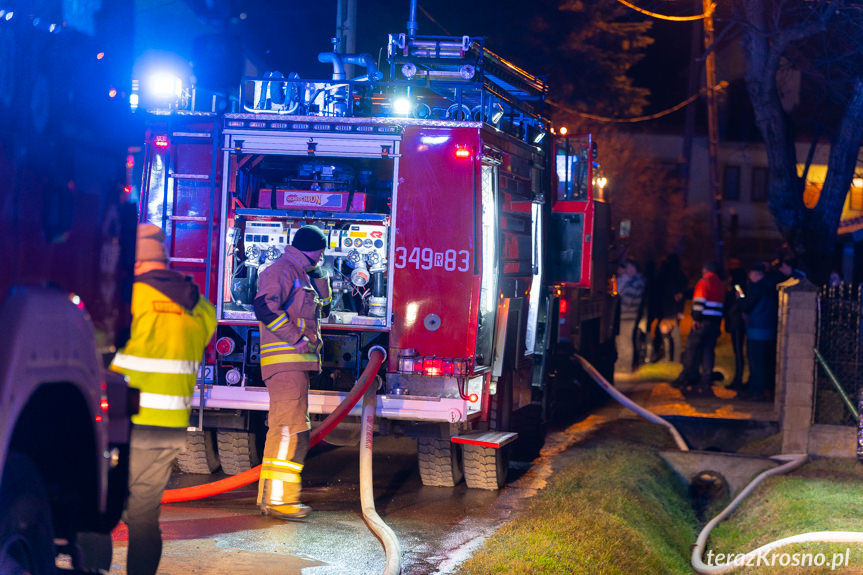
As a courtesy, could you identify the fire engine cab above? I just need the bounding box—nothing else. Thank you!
[137,27,615,489]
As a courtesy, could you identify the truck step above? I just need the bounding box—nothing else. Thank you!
[451,430,518,449]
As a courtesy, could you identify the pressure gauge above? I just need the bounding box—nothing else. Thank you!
[266,245,280,261]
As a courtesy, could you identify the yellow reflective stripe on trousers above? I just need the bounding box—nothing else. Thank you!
[262,457,304,472]
[260,468,302,483]
[260,353,319,366]
[111,352,200,375]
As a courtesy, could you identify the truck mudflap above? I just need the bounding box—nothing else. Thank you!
[192,386,483,423]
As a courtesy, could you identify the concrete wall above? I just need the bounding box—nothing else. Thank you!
[777,278,856,457]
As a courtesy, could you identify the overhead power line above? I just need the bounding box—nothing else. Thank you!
[615,0,713,21]
[549,81,727,124]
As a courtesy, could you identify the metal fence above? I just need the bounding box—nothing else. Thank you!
[815,283,862,426]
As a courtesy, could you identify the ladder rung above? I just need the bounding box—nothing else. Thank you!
[169,215,209,222]
[172,131,214,139]
[172,173,211,181]
[169,257,207,264]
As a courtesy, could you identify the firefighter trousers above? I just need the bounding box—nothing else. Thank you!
[258,370,311,508]
[123,426,185,575]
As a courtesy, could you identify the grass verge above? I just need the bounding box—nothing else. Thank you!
[705,457,863,574]
[458,420,698,575]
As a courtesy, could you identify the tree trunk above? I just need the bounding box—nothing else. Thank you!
[803,78,863,280]
[740,0,804,251]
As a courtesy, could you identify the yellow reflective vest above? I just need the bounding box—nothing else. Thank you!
[110,271,216,427]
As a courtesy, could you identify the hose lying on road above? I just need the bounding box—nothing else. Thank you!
[360,375,402,575]
[571,353,863,574]
[161,346,387,504]
[573,353,689,451]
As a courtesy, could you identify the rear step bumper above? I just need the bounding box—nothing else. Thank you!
[451,431,518,449]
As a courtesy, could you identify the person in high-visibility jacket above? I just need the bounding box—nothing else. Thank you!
[672,260,724,396]
[253,225,329,520]
[110,224,216,575]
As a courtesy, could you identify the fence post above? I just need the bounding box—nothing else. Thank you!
[776,278,818,454]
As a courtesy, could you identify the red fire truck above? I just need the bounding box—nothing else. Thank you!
[136,29,615,489]
[0,2,137,572]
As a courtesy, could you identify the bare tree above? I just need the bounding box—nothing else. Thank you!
[737,0,863,279]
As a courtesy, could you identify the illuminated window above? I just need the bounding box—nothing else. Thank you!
[751,167,769,202]
[850,184,863,211]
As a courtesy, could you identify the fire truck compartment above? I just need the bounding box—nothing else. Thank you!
[193,373,483,422]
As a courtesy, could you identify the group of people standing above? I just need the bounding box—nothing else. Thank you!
[614,253,688,373]
[615,253,802,402]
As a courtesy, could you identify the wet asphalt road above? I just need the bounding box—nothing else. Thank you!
[107,433,558,575]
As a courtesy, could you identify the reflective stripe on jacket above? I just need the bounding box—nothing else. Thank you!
[254,245,322,373]
[692,271,724,323]
[110,280,216,427]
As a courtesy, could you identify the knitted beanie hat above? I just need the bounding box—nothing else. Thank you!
[291,225,327,252]
[136,223,168,262]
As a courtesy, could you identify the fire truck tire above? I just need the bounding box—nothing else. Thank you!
[0,453,55,575]
[463,444,509,490]
[216,430,262,475]
[417,437,463,487]
[176,430,220,474]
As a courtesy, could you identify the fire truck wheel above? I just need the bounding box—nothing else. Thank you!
[463,444,509,490]
[417,437,464,487]
[217,430,262,475]
[0,453,55,575]
[176,430,220,474]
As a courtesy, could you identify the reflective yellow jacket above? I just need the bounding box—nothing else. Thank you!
[110,270,216,427]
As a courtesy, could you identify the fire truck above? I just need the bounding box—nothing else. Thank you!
[0,2,137,573]
[136,26,615,490]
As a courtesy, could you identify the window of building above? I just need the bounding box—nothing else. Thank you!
[723,165,741,201]
[751,167,769,202]
[850,177,863,211]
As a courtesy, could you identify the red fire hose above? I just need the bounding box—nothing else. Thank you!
[161,346,386,503]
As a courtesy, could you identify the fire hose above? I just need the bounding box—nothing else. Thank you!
[572,353,863,574]
[162,346,386,503]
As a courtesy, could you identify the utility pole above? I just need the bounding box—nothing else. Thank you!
[703,0,723,266]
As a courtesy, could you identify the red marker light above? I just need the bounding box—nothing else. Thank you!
[559,298,568,316]
[95,415,103,422]
[216,337,236,356]
[468,393,479,403]
[100,398,110,412]
[455,145,471,159]
[154,135,169,148]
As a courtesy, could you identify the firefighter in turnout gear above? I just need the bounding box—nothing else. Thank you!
[672,261,724,396]
[110,224,216,575]
[253,225,330,520]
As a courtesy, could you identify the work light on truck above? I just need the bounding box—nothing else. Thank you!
[397,356,469,377]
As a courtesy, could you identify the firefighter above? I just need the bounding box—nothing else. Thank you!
[672,261,724,396]
[253,224,329,520]
[110,224,216,575]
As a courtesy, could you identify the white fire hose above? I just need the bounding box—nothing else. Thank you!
[571,353,863,574]
[359,363,402,575]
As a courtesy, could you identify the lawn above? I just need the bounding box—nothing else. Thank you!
[457,420,698,575]
[458,421,863,574]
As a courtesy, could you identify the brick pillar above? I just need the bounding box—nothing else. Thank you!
[776,278,818,454]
